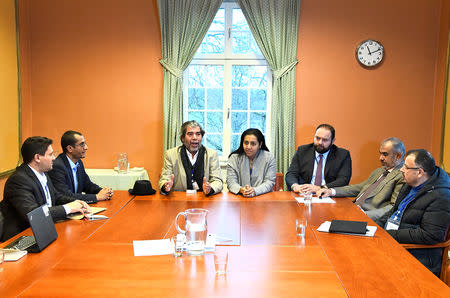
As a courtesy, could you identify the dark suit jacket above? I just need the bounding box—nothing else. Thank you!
[0,164,74,242]
[285,143,352,190]
[48,154,101,204]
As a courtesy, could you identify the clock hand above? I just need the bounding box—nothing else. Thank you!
[366,46,372,55]
[371,48,382,54]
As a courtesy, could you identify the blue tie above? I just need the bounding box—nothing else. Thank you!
[44,184,52,206]
[72,165,78,192]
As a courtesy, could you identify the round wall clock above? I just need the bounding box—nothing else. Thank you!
[356,39,384,67]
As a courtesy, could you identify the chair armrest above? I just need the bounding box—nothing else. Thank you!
[401,239,450,250]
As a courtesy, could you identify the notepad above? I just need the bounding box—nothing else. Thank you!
[68,207,106,220]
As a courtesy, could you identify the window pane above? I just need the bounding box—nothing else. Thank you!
[210,8,225,31]
[206,134,223,155]
[198,32,224,54]
[188,112,204,127]
[206,112,223,133]
[248,66,268,88]
[232,31,252,55]
[231,112,247,133]
[250,112,266,133]
[250,89,266,110]
[232,65,249,87]
[231,134,241,152]
[231,9,262,55]
[207,88,223,109]
[188,88,205,109]
[232,89,248,110]
[206,66,224,87]
[232,9,249,31]
[188,65,206,87]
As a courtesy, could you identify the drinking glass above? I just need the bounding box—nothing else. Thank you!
[171,235,184,257]
[296,218,307,238]
[117,153,128,173]
[214,250,228,275]
[303,191,312,208]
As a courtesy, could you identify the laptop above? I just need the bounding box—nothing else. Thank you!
[4,205,58,253]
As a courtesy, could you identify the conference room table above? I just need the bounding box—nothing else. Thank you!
[1,191,448,297]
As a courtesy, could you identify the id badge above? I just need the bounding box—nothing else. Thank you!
[385,218,400,230]
[192,181,199,190]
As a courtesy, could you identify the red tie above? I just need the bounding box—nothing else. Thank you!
[314,154,323,186]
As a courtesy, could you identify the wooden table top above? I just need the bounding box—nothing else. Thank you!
[1,191,448,297]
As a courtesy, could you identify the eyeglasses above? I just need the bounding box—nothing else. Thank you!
[402,164,421,171]
[73,142,87,148]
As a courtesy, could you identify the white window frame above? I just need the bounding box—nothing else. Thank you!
[182,2,272,163]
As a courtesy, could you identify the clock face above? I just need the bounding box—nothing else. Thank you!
[356,39,384,67]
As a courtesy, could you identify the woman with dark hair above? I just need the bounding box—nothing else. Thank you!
[227,128,276,197]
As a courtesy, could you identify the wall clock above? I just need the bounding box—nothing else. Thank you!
[356,39,384,67]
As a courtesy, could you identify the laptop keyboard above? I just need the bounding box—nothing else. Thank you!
[4,235,36,250]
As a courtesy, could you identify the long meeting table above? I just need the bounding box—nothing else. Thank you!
[1,191,448,297]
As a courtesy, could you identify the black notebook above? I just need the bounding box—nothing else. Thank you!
[329,220,367,235]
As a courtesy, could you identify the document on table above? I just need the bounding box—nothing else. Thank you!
[317,221,377,237]
[133,239,173,256]
[68,207,106,220]
[294,196,335,204]
[2,249,27,261]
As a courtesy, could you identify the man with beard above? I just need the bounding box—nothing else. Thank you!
[159,120,223,195]
[0,136,90,241]
[376,149,450,276]
[285,124,352,193]
[316,137,405,220]
[48,130,113,204]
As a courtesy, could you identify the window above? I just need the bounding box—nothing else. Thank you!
[183,3,271,159]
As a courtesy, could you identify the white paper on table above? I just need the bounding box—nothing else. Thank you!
[133,239,173,256]
[2,249,27,261]
[317,221,377,237]
[294,196,335,204]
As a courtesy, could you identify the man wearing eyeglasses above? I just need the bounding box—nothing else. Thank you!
[376,149,450,276]
[48,130,113,203]
[316,137,405,220]
[0,136,91,241]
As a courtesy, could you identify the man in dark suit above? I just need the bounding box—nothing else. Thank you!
[0,136,90,242]
[48,130,113,204]
[317,137,405,220]
[285,124,352,193]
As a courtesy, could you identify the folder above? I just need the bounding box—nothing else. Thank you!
[329,220,367,235]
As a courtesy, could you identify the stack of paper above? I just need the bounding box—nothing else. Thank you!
[294,196,335,204]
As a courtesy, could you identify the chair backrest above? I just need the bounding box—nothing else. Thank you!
[0,208,4,242]
[439,225,450,281]
[273,172,284,191]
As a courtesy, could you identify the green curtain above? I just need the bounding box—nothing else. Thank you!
[237,0,300,183]
[157,0,222,150]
